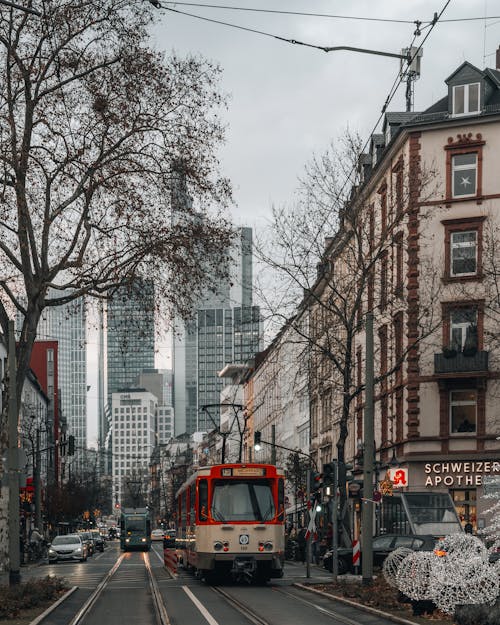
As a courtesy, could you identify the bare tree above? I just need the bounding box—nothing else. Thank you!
[255,132,442,545]
[0,0,234,419]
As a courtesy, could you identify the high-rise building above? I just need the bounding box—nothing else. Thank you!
[31,292,87,473]
[173,227,263,435]
[101,279,155,475]
[111,389,157,508]
[106,279,155,407]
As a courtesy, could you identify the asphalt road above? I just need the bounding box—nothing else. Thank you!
[18,542,411,625]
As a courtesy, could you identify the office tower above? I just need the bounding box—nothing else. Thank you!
[106,278,155,409]
[34,291,87,474]
[173,227,263,436]
[111,389,157,507]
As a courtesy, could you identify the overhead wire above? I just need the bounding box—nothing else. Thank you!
[154,2,500,26]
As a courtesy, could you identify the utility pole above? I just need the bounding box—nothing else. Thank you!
[306,467,311,579]
[34,427,41,530]
[362,312,374,585]
[7,320,21,584]
[331,461,339,582]
[271,424,276,465]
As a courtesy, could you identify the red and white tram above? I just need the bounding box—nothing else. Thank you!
[175,463,285,583]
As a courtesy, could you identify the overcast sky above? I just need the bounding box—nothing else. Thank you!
[149,0,500,227]
[87,1,500,445]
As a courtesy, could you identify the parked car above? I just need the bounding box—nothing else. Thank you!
[48,534,88,563]
[90,529,105,552]
[323,534,437,574]
[163,529,176,548]
[151,529,165,541]
[78,531,95,556]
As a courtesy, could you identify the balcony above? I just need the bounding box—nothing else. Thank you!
[434,350,489,375]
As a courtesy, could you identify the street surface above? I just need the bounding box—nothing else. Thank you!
[17,542,406,625]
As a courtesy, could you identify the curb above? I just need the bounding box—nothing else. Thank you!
[293,583,423,625]
[29,586,78,625]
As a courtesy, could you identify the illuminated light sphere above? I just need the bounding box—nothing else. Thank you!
[396,551,436,600]
[383,547,413,588]
[431,563,498,615]
[434,534,488,562]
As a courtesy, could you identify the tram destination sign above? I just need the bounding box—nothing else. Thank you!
[232,467,266,477]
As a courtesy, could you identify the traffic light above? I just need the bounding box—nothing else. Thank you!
[254,431,262,451]
[323,462,336,486]
[309,471,323,492]
[68,435,75,456]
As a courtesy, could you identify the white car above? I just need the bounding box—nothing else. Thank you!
[151,529,165,541]
[48,534,88,563]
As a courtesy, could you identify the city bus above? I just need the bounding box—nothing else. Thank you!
[120,508,151,551]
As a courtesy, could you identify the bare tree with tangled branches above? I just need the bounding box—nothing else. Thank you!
[0,0,235,568]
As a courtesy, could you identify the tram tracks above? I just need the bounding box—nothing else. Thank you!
[42,551,171,625]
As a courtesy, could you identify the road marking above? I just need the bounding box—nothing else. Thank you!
[152,547,165,565]
[182,586,220,625]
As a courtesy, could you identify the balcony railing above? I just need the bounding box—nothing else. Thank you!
[434,350,489,375]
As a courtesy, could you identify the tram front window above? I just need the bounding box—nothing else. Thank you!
[211,480,275,522]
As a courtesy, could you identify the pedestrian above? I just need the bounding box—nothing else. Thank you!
[29,526,43,560]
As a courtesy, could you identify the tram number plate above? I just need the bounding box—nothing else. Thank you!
[239,534,249,546]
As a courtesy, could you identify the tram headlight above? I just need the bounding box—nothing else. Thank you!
[213,541,223,551]
[141,538,146,542]
[125,538,130,543]
[264,542,273,551]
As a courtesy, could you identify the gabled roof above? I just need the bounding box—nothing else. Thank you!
[445,60,483,84]
[384,111,419,126]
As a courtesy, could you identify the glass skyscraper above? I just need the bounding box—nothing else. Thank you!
[173,227,263,436]
[33,291,87,473]
[106,279,155,407]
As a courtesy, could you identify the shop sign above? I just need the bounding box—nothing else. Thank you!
[387,468,408,488]
[424,461,500,487]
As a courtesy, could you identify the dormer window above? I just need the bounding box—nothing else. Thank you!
[452,83,480,116]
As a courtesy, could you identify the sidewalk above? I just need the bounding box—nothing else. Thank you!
[0,561,45,586]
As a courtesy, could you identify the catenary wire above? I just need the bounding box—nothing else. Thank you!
[153,1,500,26]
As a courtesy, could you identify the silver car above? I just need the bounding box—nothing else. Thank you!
[48,534,88,563]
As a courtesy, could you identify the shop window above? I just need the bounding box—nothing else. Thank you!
[450,389,477,434]
[451,489,476,530]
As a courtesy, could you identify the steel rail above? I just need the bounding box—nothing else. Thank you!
[210,586,272,625]
[67,553,126,625]
[275,587,371,625]
[144,551,172,625]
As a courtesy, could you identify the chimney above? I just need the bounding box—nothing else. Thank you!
[497,46,500,70]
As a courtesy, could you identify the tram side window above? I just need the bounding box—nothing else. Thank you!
[180,492,187,527]
[278,478,285,521]
[198,480,208,521]
[190,485,196,525]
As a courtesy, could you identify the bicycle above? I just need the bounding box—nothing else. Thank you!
[27,540,48,563]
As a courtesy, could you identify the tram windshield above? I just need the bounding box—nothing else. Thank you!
[211,479,275,522]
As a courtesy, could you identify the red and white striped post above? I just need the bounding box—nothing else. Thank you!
[352,539,361,573]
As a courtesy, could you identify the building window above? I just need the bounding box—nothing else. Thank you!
[452,83,480,116]
[443,217,484,281]
[450,231,477,276]
[380,253,388,311]
[395,233,404,296]
[450,307,477,350]
[450,390,476,433]
[452,153,477,197]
